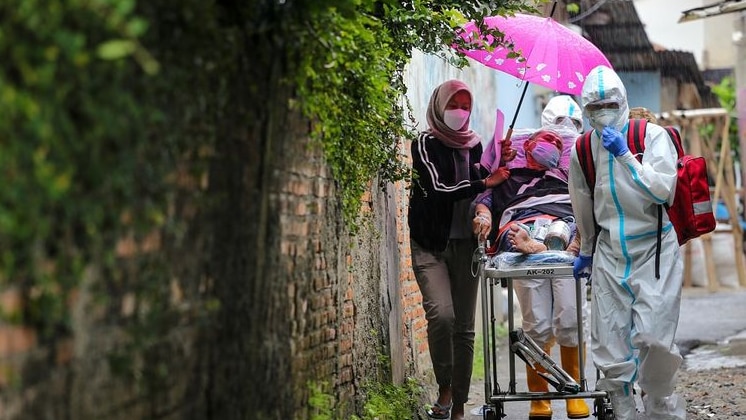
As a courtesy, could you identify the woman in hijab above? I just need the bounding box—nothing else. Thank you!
[409,79,511,420]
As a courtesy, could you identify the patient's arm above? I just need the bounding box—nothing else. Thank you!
[566,232,580,255]
[507,224,547,254]
[473,203,493,241]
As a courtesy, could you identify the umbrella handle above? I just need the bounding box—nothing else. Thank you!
[503,127,513,143]
[498,127,515,167]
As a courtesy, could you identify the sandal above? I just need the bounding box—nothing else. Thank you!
[426,401,453,419]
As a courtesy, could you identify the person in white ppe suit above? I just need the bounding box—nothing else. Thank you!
[568,65,686,420]
[523,96,590,420]
[541,94,584,133]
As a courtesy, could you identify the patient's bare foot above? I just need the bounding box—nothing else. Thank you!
[508,224,547,254]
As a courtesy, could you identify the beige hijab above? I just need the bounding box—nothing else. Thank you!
[426,80,481,149]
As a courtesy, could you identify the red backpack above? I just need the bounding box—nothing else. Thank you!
[575,119,715,268]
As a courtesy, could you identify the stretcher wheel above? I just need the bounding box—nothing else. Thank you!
[482,404,503,419]
[594,397,614,420]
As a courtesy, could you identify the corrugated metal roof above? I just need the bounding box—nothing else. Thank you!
[659,50,703,83]
[659,50,721,108]
[567,0,720,109]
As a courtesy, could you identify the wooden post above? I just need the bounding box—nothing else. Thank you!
[721,115,746,286]
[735,12,746,227]
[683,241,693,288]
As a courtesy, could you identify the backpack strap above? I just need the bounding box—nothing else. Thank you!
[629,119,684,158]
[574,131,600,252]
[627,118,647,158]
[575,131,595,192]
[664,126,684,157]
[575,119,648,189]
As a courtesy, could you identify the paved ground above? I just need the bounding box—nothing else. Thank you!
[464,286,746,419]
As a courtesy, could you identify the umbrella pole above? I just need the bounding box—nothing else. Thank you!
[504,81,530,143]
[503,1,557,146]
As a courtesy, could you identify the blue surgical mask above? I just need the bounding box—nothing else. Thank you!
[531,141,561,169]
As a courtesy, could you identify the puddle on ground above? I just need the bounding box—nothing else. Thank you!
[684,338,746,371]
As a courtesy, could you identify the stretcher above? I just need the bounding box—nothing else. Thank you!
[475,242,615,419]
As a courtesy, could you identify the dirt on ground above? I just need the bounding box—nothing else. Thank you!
[677,365,746,419]
[465,341,746,419]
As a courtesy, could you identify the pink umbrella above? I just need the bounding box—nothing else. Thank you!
[456,13,611,96]
[454,11,611,144]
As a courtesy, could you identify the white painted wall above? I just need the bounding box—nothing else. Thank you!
[404,49,547,149]
[701,10,739,68]
[634,0,737,69]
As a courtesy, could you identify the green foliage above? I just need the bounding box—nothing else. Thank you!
[308,381,336,420]
[296,8,409,221]
[711,76,740,160]
[361,377,423,420]
[712,76,736,111]
[472,326,508,380]
[290,0,535,222]
[0,0,214,358]
[308,378,423,420]
[0,0,160,336]
[472,332,486,380]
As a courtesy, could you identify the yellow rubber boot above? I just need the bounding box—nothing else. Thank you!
[560,345,590,419]
[526,346,552,420]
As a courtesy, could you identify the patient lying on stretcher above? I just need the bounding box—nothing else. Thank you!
[471,128,590,419]
[472,129,580,257]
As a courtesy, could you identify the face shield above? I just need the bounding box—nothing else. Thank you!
[581,66,629,132]
[554,116,583,132]
[541,95,583,133]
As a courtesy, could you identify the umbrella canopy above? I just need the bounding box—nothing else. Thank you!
[456,13,611,95]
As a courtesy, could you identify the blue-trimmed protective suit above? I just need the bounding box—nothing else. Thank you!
[568,65,686,419]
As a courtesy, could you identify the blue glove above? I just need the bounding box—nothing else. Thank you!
[573,255,593,280]
[601,127,628,157]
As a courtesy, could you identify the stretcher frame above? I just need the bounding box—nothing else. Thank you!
[476,242,614,419]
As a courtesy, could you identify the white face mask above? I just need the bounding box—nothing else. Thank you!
[589,109,619,130]
[443,109,470,131]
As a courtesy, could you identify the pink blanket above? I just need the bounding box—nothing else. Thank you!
[482,126,580,171]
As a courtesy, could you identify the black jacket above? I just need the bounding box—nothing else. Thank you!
[408,132,487,252]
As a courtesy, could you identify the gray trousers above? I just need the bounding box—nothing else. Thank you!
[411,238,479,405]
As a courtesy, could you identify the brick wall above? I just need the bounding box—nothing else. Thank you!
[276,126,430,417]
[0,119,429,420]
[394,147,431,383]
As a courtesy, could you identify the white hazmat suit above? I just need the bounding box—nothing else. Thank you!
[512,96,590,419]
[568,66,686,420]
[541,94,583,130]
[516,96,586,351]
